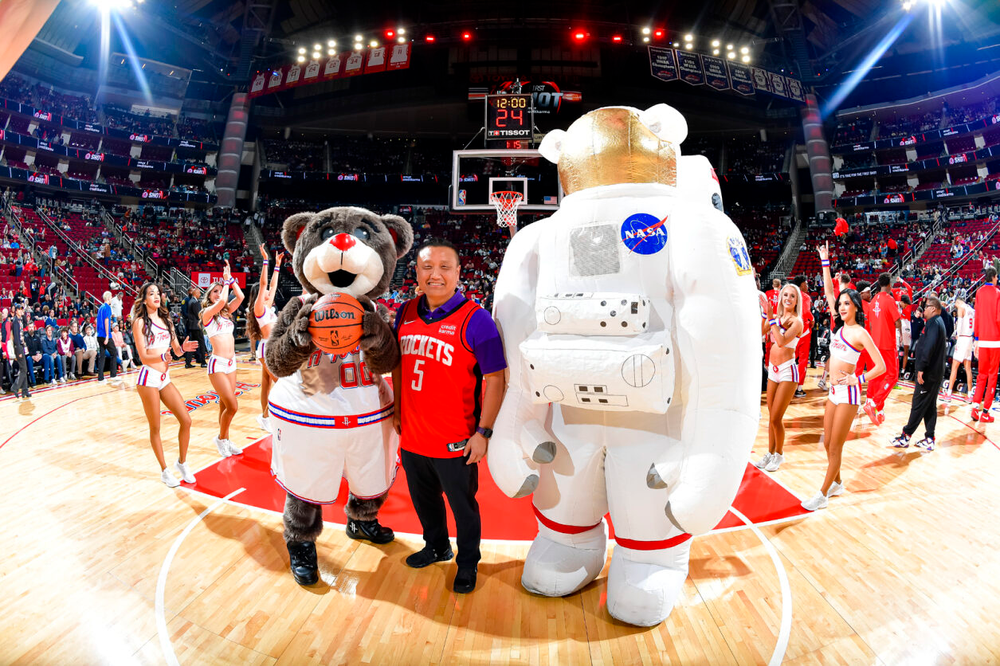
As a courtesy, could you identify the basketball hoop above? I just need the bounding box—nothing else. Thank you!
[490,190,523,228]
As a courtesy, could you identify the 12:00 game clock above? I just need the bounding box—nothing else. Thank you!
[485,94,533,148]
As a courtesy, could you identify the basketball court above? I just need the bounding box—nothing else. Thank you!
[2,359,998,664]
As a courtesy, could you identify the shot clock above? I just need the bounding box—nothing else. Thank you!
[485,93,534,148]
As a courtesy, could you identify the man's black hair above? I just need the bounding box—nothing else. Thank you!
[878,273,891,289]
[416,237,460,261]
[791,275,807,288]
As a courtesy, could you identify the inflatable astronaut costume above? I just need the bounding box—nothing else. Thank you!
[489,104,761,626]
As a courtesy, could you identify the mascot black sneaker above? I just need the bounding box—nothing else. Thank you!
[286,540,319,585]
[346,518,395,544]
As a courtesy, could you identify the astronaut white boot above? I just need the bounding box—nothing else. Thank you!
[521,521,608,597]
[606,539,691,627]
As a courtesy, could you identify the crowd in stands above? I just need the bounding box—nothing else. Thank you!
[724,136,786,174]
[265,140,325,171]
[832,116,873,145]
[176,115,218,142]
[103,105,175,137]
[34,84,99,124]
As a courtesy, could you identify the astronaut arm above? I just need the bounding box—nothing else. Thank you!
[488,223,549,498]
[657,213,761,535]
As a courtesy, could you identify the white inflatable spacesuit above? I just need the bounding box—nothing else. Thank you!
[489,104,761,627]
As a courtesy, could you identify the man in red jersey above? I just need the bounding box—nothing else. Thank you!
[393,239,507,594]
[894,277,914,372]
[972,266,1000,423]
[791,275,813,397]
[864,274,902,425]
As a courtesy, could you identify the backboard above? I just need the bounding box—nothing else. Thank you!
[451,149,562,212]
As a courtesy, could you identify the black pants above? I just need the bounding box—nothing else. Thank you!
[13,352,29,397]
[184,325,206,366]
[97,336,117,380]
[903,377,941,439]
[401,449,481,569]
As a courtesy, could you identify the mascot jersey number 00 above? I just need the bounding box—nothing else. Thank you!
[265,206,413,586]
[489,104,761,626]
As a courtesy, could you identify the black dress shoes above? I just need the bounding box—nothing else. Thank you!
[405,546,454,568]
[453,568,477,594]
[346,518,395,544]
[286,540,319,585]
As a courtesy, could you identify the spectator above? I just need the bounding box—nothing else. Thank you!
[891,296,946,451]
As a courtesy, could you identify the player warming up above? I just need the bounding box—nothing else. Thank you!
[971,265,1000,423]
[946,295,974,402]
[804,242,885,511]
[131,283,199,487]
[201,260,246,457]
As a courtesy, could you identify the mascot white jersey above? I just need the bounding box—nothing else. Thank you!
[489,104,761,627]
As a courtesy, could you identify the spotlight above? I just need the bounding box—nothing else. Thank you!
[741,46,749,54]
[327,39,336,47]
[711,39,720,47]
[398,28,406,35]
[643,36,650,43]
[727,52,736,59]
[462,31,472,40]
[370,40,379,47]
[642,27,651,35]
[297,55,305,63]
[653,29,664,38]
[90,0,135,11]
[312,51,320,59]
[742,54,750,63]
[298,47,306,54]
[684,34,693,41]
[327,48,336,55]
[612,34,623,43]
[313,43,321,51]
[385,30,395,38]
[713,49,720,55]
[727,43,734,50]
[573,31,586,41]
[425,34,436,42]
[902,0,913,9]
[397,36,406,44]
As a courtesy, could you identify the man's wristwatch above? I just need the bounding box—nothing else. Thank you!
[476,426,493,439]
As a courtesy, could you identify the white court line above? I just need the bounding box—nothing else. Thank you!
[730,507,792,666]
[156,488,245,666]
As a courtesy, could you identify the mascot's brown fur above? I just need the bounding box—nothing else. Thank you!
[265,206,412,583]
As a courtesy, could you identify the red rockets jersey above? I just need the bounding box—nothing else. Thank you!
[974,284,1000,343]
[397,298,484,458]
[893,281,914,319]
[801,291,813,330]
[869,292,901,350]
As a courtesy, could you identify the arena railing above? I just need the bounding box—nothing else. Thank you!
[891,214,945,281]
[36,208,139,298]
[914,214,1000,298]
[100,208,161,281]
[1,195,82,299]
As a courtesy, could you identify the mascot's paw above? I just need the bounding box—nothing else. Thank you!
[359,309,387,347]
[522,523,607,597]
[291,295,317,348]
[286,540,319,586]
[606,542,691,627]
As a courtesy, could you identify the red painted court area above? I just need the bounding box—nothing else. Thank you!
[188,435,810,540]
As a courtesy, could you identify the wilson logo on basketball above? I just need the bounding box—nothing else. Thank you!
[312,309,356,322]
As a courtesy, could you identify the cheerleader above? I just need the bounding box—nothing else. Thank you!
[246,244,284,431]
[131,283,198,487]
[201,260,245,458]
[758,283,804,472]
[804,242,886,511]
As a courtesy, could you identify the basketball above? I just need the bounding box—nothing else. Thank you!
[308,293,365,353]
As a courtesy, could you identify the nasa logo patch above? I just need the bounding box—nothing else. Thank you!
[728,237,752,276]
[620,213,668,255]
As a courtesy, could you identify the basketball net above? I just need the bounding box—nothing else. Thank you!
[490,190,523,229]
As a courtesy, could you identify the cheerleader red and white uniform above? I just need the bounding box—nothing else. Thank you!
[136,322,173,390]
[255,306,278,359]
[828,328,863,406]
[767,325,804,384]
[205,316,237,375]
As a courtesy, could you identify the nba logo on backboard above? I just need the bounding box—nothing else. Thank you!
[458,189,467,206]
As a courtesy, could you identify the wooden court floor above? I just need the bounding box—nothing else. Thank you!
[1,359,999,665]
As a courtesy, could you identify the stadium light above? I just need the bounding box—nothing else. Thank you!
[425,34,436,42]
[90,0,135,11]
[327,48,336,56]
[369,40,379,47]
[742,54,750,63]
[902,0,913,9]
[740,46,749,54]
[727,43,734,50]
[462,31,472,40]
[612,34,623,43]
[313,43,321,51]
[385,30,395,38]
[327,39,336,47]
[397,36,406,44]
[684,33,693,41]
[727,51,736,59]
[355,34,363,41]
[642,27,651,35]
[573,31,587,42]
[713,49,720,55]
[312,51,320,59]
[643,36,650,43]
[711,39,720,47]
[398,28,406,35]
[298,47,306,54]
[653,29,664,39]
[297,55,306,63]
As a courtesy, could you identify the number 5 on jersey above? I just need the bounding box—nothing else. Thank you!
[411,359,424,391]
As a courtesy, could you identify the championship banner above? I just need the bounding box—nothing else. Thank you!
[728,62,755,96]
[648,46,679,82]
[786,77,805,102]
[751,67,773,94]
[769,72,787,98]
[192,271,248,289]
[365,46,387,73]
[702,55,730,91]
[676,50,705,86]
[388,43,412,70]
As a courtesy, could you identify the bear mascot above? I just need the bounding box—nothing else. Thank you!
[265,206,413,585]
[488,104,761,626]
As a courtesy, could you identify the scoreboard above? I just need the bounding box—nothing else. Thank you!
[485,94,534,149]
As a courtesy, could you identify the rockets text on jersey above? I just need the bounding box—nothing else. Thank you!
[399,333,455,366]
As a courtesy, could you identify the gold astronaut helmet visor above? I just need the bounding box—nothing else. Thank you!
[557,107,678,194]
